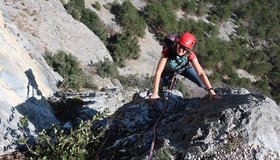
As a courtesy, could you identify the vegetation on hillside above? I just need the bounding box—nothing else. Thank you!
[107,32,140,67]
[64,0,141,66]
[91,58,152,90]
[44,50,96,91]
[206,0,280,102]
[141,0,279,103]
[110,1,146,37]
[61,0,280,103]
[64,0,108,43]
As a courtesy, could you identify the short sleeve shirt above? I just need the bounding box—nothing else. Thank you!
[162,48,196,73]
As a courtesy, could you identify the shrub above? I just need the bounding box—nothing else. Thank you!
[93,58,119,79]
[213,4,233,22]
[65,0,84,10]
[80,8,108,43]
[248,62,272,77]
[210,72,223,84]
[226,0,280,42]
[253,80,271,96]
[226,72,241,86]
[237,77,251,88]
[235,55,250,69]
[107,32,140,67]
[111,1,146,37]
[93,2,101,11]
[17,111,108,159]
[119,74,153,90]
[64,0,108,43]
[182,0,196,14]
[226,72,251,89]
[272,95,280,105]
[143,1,179,38]
[196,0,208,17]
[44,50,96,91]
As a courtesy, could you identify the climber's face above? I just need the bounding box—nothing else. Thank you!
[176,43,190,56]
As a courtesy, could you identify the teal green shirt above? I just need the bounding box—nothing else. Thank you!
[162,48,194,73]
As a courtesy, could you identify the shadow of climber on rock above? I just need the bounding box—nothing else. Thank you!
[24,69,42,98]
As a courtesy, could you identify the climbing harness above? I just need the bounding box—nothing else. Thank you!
[148,75,177,160]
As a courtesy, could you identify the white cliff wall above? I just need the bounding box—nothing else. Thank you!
[0,2,59,155]
[3,0,112,67]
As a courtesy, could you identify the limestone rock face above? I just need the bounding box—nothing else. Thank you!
[1,1,59,155]
[95,88,280,159]
[3,0,112,67]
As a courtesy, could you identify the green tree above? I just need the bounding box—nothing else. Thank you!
[64,0,85,20]
[64,0,108,43]
[144,1,178,38]
[107,32,140,66]
[94,58,119,79]
[196,0,208,17]
[177,18,194,35]
[248,62,272,77]
[235,55,249,69]
[80,8,108,43]
[111,1,146,37]
[253,80,271,96]
[215,4,233,21]
[182,0,196,14]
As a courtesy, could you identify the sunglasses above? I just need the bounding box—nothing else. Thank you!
[177,43,190,52]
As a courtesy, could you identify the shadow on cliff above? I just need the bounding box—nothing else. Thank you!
[14,69,58,134]
[1,69,57,152]
[15,69,99,132]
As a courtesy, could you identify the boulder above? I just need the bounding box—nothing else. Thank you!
[95,88,280,159]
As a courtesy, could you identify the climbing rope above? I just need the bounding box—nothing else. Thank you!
[94,75,177,160]
[148,75,177,160]
[94,74,156,159]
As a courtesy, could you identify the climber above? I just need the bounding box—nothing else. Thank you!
[149,32,222,101]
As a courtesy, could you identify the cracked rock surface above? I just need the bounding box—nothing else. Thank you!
[94,88,280,159]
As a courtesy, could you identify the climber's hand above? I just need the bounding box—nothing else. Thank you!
[209,94,223,101]
[149,93,160,103]
[209,90,223,101]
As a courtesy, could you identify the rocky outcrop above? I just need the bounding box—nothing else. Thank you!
[94,88,280,159]
[0,1,60,155]
[3,0,112,67]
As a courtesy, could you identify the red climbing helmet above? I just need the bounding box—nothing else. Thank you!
[177,32,196,49]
